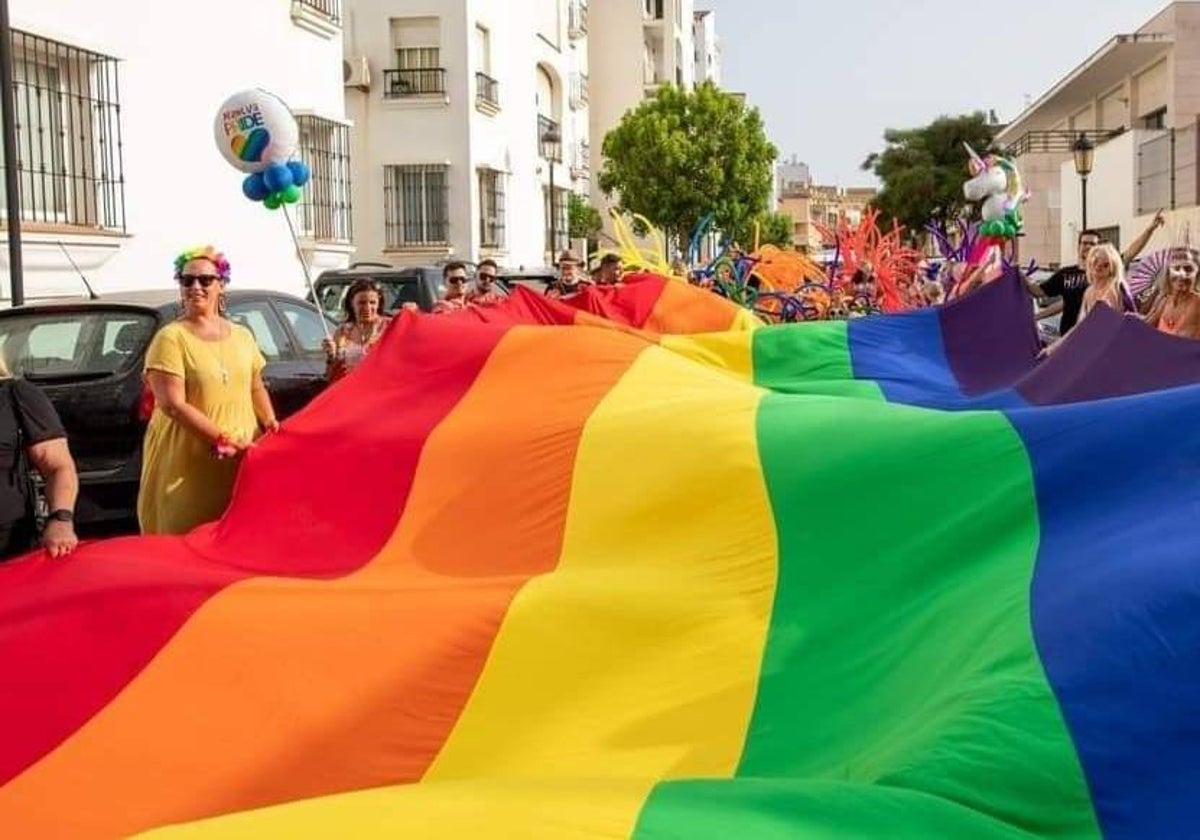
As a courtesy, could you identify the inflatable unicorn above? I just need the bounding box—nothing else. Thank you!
[962,142,1028,266]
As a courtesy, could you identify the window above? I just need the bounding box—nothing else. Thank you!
[387,17,444,97]
[297,115,353,243]
[1142,107,1167,130]
[384,164,449,248]
[475,26,499,111]
[0,311,153,377]
[276,301,329,359]
[0,30,125,230]
[478,168,506,248]
[544,187,568,254]
[226,302,287,362]
[570,73,589,109]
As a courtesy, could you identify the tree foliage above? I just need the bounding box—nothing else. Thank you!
[599,82,777,249]
[862,112,999,233]
[568,193,604,242]
[734,211,793,249]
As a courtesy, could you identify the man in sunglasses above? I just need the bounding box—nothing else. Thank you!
[466,259,505,307]
[433,262,470,314]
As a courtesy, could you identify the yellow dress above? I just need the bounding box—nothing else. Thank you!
[137,321,265,535]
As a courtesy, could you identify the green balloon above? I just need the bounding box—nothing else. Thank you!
[281,184,302,204]
[263,192,283,210]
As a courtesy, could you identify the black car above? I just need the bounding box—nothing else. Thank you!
[0,289,333,533]
[311,263,480,320]
[310,262,558,321]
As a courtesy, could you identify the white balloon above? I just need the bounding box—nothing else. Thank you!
[213,89,299,174]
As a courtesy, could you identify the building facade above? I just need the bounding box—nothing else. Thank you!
[778,182,876,254]
[2,0,351,300]
[693,10,721,86]
[588,0,698,252]
[344,0,589,268]
[994,2,1200,267]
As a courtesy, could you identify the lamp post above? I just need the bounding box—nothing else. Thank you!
[1073,133,1095,232]
[0,0,24,304]
[541,121,561,260]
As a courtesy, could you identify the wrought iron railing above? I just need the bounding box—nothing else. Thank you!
[383,68,446,98]
[296,0,341,24]
[384,164,449,248]
[296,115,352,243]
[476,72,499,109]
[1001,128,1124,158]
[1,29,125,230]
[478,168,505,248]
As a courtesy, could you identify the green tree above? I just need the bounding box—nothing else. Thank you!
[568,193,604,255]
[599,82,777,251]
[861,112,999,233]
[734,211,793,249]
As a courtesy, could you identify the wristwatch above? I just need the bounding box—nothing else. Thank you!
[47,509,74,523]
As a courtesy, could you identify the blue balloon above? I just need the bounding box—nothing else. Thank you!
[263,161,294,192]
[287,160,311,188]
[242,172,269,202]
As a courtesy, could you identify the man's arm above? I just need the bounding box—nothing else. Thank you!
[1122,209,1165,264]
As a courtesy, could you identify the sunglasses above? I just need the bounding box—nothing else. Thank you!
[178,274,220,288]
[477,273,496,281]
[447,277,466,284]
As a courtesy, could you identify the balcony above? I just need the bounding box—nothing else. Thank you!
[476,72,499,114]
[538,115,562,162]
[383,67,446,98]
[570,73,589,110]
[291,0,341,37]
[569,0,588,39]
[1001,128,1124,158]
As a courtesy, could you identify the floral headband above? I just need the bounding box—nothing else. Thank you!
[173,246,231,282]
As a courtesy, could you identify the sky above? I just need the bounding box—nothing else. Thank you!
[699,0,1174,186]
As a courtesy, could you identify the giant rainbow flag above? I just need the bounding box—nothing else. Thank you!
[0,273,1197,838]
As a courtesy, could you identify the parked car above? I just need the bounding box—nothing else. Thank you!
[0,289,333,534]
[310,262,559,321]
[311,263,456,320]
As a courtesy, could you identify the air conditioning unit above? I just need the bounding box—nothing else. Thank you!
[343,54,371,91]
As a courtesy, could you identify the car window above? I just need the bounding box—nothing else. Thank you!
[226,301,287,362]
[0,310,156,378]
[276,301,329,358]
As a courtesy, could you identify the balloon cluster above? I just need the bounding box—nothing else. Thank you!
[242,160,311,210]
[213,89,310,211]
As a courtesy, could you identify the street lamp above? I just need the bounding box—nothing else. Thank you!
[541,122,561,259]
[1073,133,1095,231]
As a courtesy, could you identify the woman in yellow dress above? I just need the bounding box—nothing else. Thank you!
[137,246,279,535]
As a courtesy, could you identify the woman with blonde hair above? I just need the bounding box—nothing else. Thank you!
[137,246,278,535]
[1080,242,1136,320]
[1041,242,1136,357]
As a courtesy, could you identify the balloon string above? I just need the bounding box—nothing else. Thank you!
[281,203,333,340]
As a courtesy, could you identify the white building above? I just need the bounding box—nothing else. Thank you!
[344,0,589,268]
[2,0,352,301]
[589,0,698,251]
[693,9,721,86]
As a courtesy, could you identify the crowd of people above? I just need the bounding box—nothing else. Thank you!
[1,221,1198,563]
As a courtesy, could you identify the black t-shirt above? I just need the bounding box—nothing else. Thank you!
[1039,266,1088,334]
[0,379,66,556]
